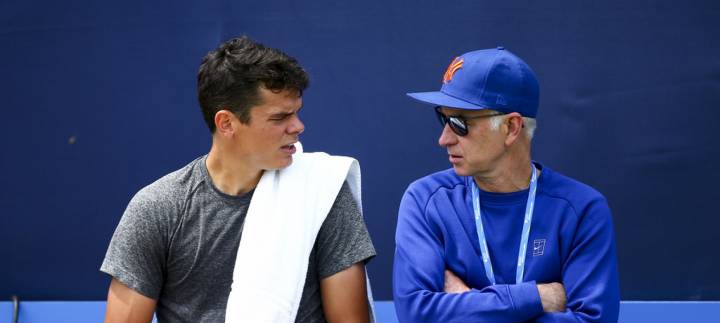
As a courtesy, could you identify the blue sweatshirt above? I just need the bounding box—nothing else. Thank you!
[393,163,620,322]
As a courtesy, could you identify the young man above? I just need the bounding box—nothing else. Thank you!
[101,36,375,323]
[393,47,620,322]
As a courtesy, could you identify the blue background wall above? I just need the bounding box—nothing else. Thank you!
[1,0,719,302]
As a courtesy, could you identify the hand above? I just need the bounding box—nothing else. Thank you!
[444,270,470,294]
[537,282,567,312]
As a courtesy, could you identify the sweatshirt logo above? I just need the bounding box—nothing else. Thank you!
[533,239,546,256]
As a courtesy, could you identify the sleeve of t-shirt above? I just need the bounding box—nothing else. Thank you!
[100,186,172,299]
[315,181,376,279]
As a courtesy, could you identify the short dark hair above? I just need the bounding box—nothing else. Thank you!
[197,36,309,132]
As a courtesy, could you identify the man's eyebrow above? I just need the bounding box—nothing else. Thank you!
[444,111,467,118]
[438,108,464,118]
[448,111,497,118]
[268,106,302,118]
[268,112,292,118]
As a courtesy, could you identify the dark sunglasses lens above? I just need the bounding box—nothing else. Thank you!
[448,117,468,136]
[435,107,468,136]
[434,108,446,127]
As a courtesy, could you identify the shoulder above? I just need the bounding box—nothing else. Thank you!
[283,152,358,180]
[126,156,207,218]
[404,168,465,201]
[537,163,610,218]
[328,181,358,216]
[398,168,466,221]
[293,152,357,172]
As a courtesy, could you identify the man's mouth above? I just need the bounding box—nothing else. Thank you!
[281,143,297,154]
[448,154,462,163]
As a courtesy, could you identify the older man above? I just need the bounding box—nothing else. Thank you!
[393,47,619,322]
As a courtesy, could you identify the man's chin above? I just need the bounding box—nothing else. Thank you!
[265,156,294,171]
[452,165,470,177]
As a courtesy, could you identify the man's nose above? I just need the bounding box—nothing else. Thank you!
[288,114,305,135]
[438,124,458,147]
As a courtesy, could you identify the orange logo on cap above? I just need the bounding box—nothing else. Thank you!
[443,57,464,84]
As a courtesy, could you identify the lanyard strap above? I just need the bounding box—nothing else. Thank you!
[471,165,538,285]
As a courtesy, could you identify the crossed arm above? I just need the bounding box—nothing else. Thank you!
[444,270,567,313]
[104,262,371,323]
[393,191,620,322]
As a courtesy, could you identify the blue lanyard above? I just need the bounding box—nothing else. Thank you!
[471,165,538,285]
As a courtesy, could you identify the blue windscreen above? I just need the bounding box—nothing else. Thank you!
[1,0,718,300]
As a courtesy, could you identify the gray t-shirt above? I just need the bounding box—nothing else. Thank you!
[101,155,376,323]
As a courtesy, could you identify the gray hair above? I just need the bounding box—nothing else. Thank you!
[489,115,537,140]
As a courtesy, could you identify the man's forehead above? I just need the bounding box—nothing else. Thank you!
[263,103,302,114]
[254,98,302,116]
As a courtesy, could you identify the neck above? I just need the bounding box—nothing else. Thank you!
[205,142,262,196]
[473,154,536,193]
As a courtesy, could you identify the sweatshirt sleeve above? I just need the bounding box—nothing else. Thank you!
[533,197,620,323]
[393,188,545,323]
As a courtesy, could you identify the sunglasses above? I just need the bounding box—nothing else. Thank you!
[434,106,506,136]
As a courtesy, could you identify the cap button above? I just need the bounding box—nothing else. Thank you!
[497,46,505,50]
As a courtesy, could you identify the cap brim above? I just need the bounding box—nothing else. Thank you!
[407,91,489,110]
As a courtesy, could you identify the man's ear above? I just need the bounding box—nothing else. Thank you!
[504,113,524,146]
[214,110,236,137]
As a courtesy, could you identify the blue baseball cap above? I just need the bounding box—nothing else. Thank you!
[407,47,540,118]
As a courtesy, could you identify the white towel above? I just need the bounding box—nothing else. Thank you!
[225,143,372,322]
